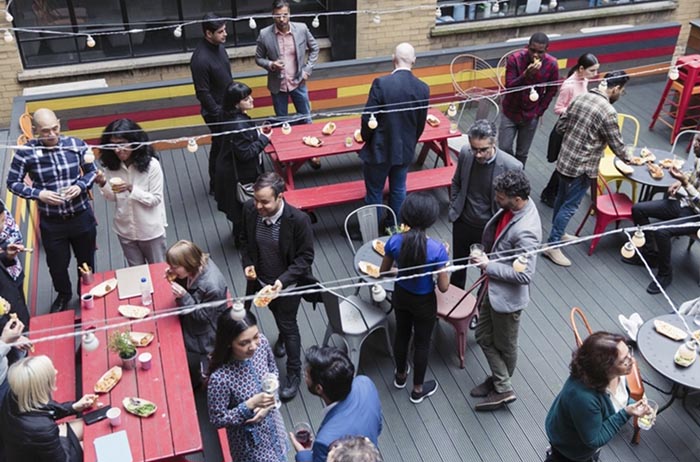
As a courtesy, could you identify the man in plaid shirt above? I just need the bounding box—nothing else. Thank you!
[543,71,631,267]
[624,135,700,294]
[6,108,97,313]
[499,32,559,166]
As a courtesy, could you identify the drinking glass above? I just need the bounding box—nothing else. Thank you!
[293,422,314,449]
[638,399,658,430]
[469,243,485,258]
[261,372,281,409]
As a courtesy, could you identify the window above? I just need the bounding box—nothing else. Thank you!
[11,0,329,69]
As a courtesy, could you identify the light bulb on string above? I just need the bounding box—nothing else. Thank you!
[82,330,99,352]
[368,113,378,130]
[447,103,457,118]
[512,255,528,273]
[529,87,539,102]
[249,17,257,29]
[173,25,182,38]
[631,227,646,248]
[669,65,679,81]
[435,7,442,18]
[697,226,700,240]
[372,14,381,24]
[281,122,292,135]
[621,242,636,259]
[548,0,558,9]
[231,299,246,321]
[598,79,608,91]
[84,147,95,164]
[3,30,13,43]
[312,15,320,28]
[5,11,13,23]
[186,138,198,153]
[86,35,95,48]
[492,2,500,13]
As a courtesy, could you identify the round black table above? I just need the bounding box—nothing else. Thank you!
[614,147,688,202]
[637,313,700,421]
[353,235,394,292]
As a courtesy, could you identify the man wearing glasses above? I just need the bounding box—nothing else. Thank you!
[500,32,559,166]
[448,120,522,289]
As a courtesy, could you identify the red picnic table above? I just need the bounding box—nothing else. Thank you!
[80,262,202,462]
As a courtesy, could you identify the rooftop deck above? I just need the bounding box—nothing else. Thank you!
[10,77,700,461]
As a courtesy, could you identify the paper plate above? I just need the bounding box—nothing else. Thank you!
[129,332,155,347]
[123,397,157,417]
[118,305,150,319]
[90,278,118,298]
[614,158,634,175]
[372,239,385,257]
[94,366,123,394]
[358,261,380,278]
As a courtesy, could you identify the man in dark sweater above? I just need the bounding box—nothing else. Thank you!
[447,120,523,289]
[189,13,232,195]
[240,172,315,401]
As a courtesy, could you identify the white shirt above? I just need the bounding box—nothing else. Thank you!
[100,158,167,241]
[606,376,629,413]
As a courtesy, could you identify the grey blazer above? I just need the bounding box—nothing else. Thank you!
[481,199,542,313]
[448,146,523,223]
[255,22,319,94]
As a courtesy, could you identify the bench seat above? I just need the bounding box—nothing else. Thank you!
[29,310,77,402]
[219,428,233,462]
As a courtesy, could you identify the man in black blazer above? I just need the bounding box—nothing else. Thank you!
[448,120,523,289]
[359,42,430,221]
[240,172,315,400]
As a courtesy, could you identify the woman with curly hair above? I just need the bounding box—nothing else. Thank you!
[95,118,167,266]
[545,332,650,461]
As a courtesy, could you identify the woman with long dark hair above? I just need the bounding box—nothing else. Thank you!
[379,192,450,403]
[95,118,167,266]
[545,332,650,461]
[207,309,287,462]
[214,82,271,246]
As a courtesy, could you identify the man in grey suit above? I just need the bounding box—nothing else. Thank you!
[448,120,522,289]
[469,170,542,411]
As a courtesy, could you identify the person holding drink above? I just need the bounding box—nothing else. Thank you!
[207,309,288,462]
[545,332,652,462]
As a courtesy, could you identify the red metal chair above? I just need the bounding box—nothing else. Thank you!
[570,307,645,444]
[575,174,634,255]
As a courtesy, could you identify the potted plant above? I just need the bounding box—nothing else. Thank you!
[109,330,137,369]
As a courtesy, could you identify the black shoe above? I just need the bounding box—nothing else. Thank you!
[273,339,286,358]
[280,374,300,401]
[50,294,70,313]
[621,253,658,268]
[470,376,494,398]
[647,275,672,295]
[474,390,517,411]
[393,364,411,389]
[410,380,439,404]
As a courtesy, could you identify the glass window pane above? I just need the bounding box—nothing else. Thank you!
[180,2,232,51]
[124,0,184,56]
[14,0,80,68]
[71,0,131,62]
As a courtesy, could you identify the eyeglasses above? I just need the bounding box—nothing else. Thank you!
[617,349,634,365]
[470,145,493,154]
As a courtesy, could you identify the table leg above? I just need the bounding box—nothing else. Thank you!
[681,387,700,426]
[657,382,679,414]
[439,138,453,166]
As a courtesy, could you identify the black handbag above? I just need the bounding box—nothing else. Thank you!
[547,118,565,163]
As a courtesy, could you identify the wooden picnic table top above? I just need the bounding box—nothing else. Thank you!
[80,263,202,462]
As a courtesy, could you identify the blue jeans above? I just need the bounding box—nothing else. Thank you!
[549,174,590,243]
[498,114,539,166]
[271,83,312,124]
[362,162,409,220]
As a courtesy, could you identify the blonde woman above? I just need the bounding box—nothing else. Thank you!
[165,240,229,388]
[0,356,97,462]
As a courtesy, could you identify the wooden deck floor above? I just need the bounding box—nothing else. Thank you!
[11,77,700,461]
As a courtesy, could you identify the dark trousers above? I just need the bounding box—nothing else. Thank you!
[39,209,96,298]
[631,198,699,276]
[393,285,436,386]
[545,446,600,462]
[203,113,223,192]
[451,220,485,289]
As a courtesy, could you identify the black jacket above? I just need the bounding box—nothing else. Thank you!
[0,393,78,462]
[189,39,232,119]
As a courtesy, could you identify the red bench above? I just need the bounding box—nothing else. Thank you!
[219,428,233,462]
[29,310,77,402]
[283,164,456,212]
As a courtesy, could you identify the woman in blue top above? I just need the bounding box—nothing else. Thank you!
[380,192,450,403]
[545,332,649,462]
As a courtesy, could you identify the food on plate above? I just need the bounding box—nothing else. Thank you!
[658,158,685,170]
[123,397,157,417]
[426,114,441,127]
[372,239,385,257]
[354,129,363,143]
[245,266,257,279]
[640,147,656,162]
[674,342,697,367]
[628,156,646,166]
[321,122,336,135]
[647,162,664,179]
[118,305,150,319]
[654,319,688,341]
[0,296,10,316]
[90,278,118,297]
[253,285,277,308]
[694,330,700,343]
[94,366,123,393]
[358,261,381,278]
[129,332,155,347]
[614,159,634,175]
[302,136,323,148]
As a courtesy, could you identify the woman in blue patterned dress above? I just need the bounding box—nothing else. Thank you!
[207,309,288,462]
[0,199,29,326]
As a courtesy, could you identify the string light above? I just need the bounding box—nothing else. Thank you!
[281,122,292,135]
[86,34,95,48]
[5,11,12,23]
[3,30,13,43]
[84,147,95,163]
[312,15,320,28]
[697,227,700,240]
[372,14,381,24]
[492,2,500,13]
[371,284,387,303]
[669,65,679,81]
[173,25,182,38]
[621,242,636,259]
[186,138,198,153]
[529,87,539,102]
[249,17,257,29]
[447,103,457,118]
[548,0,558,9]
[435,7,442,18]
[368,113,378,129]
[231,300,246,321]
[82,330,99,352]
[512,255,528,273]
[631,227,646,247]
[598,79,608,91]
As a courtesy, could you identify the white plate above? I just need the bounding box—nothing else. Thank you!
[118,305,150,319]
[615,158,634,175]
[90,278,118,298]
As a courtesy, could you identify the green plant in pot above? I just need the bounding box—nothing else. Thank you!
[109,330,137,369]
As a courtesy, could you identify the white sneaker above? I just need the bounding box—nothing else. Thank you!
[543,247,572,267]
[561,233,577,243]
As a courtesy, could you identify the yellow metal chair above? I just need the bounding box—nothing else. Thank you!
[598,113,640,201]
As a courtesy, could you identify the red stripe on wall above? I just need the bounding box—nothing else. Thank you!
[550,25,680,52]
[67,105,201,131]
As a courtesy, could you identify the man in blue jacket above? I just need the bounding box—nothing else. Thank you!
[291,346,383,462]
